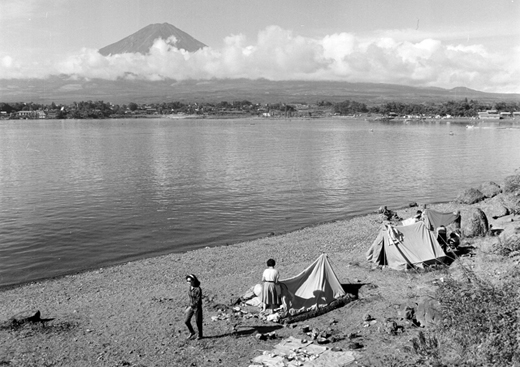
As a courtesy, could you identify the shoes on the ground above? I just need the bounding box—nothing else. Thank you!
[186,333,196,340]
[196,336,203,340]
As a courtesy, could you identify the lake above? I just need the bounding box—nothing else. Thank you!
[1,117,519,288]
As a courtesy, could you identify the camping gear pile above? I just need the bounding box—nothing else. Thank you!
[377,206,402,222]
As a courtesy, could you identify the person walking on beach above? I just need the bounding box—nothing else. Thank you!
[184,274,203,340]
[261,259,281,313]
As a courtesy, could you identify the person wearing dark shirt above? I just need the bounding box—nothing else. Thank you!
[184,274,203,340]
[437,225,448,252]
[448,231,461,250]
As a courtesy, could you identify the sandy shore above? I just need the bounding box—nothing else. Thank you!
[0,194,517,366]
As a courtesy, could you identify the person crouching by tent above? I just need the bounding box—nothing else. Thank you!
[261,259,281,313]
[414,210,423,222]
[402,210,424,226]
[447,231,461,251]
[184,274,203,340]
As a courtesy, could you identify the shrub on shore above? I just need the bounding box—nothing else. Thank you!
[375,263,519,367]
[493,233,520,257]
[436,269,519,366]
[403,266,520,366]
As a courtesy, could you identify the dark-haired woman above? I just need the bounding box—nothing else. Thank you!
[184,274,203,340]
[261,259,281,313]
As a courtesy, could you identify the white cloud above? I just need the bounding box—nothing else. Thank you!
[1,56,14,68]
[0,26,518,93]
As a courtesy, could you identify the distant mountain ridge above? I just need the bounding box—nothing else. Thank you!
[99,23,206,56]
[1,76,519,105]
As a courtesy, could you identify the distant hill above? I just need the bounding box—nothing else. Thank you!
[1,76,519,105]
[99,23,207,56]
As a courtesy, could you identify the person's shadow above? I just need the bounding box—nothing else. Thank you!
[203,324,284,339]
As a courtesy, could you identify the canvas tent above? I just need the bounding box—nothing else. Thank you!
[422,209,460,231]
[366,221,446,270]
[280,254,346,312]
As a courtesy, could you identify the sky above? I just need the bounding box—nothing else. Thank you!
[1,0,519,93]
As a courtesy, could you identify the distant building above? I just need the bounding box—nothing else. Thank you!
[478,110,501,120]
[18,111,35,118]
[17,110,46,119]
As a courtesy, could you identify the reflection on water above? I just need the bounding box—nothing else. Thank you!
[1,118,519,287]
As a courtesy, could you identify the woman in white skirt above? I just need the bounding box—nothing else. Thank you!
[261,258,281,313]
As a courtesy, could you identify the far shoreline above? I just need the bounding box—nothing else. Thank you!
[133,114,520,125]
[6,113,520,124]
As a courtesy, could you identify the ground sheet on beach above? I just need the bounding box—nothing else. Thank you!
[250,336,357,367]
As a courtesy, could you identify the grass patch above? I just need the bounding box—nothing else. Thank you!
[370,265,520,367]
[436,269,519,366]
[493,233,520,257]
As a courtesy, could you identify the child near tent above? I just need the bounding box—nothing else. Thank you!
[261,259,281,313]
[184,274,203,340]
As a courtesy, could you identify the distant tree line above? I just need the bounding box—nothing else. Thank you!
[332,99,520,117]
[1,98,519,119]
[0,100,260,119]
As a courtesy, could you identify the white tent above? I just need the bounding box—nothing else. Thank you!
[280,254,346,311]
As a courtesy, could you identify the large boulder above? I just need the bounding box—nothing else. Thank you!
[456,188,485,205]
[509,198,520,215]
[478,181,502,198]
[478,196,510,219]
[460,207,489,237]
[503,173,520,194]
[495,193,520,215]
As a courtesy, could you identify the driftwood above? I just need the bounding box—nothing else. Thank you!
[280,294,356,325]
[2,310,55,329]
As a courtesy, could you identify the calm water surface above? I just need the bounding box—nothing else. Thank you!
[1,118,519,288]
